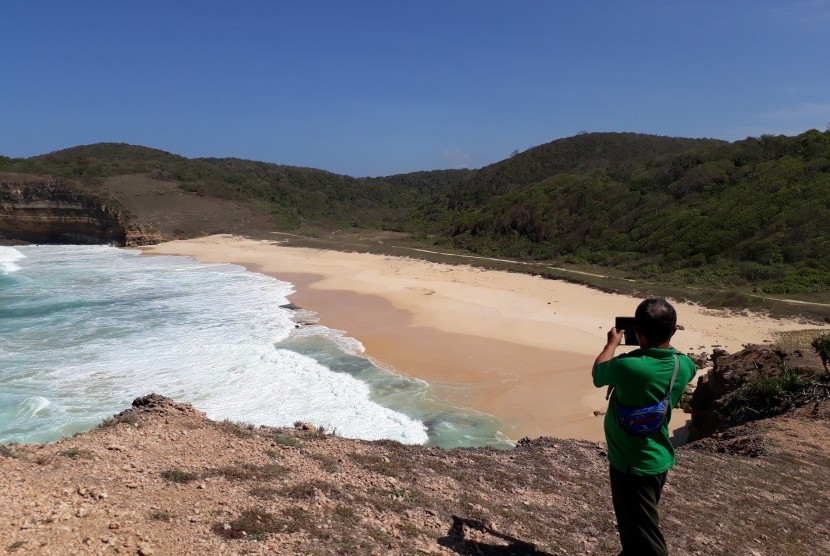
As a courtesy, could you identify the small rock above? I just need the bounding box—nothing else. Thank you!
[137,543,154,556]
[197,483,206,490]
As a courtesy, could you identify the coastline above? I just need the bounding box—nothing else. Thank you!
[141,235,824,443]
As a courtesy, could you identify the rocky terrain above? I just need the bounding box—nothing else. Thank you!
[2,368,829,556]
[689,344,829,440]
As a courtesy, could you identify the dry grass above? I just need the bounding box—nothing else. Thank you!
[212,462,287,482]
[160,469,198,483]
[212,507,282,541]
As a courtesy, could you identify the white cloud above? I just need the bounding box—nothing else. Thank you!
[767,0,830,27]
[441,149,473,169]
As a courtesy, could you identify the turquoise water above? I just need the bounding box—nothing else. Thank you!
[0,245,510,448]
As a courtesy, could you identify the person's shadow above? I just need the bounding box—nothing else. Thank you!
[437,515,561,555]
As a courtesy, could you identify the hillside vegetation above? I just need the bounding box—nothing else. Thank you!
[431,131,830,295]
[0,144,470,230]
[3,130,830,295]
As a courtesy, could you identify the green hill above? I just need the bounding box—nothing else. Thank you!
[1,144,470,229]
[3,130,830,295]
[432,130,830,294]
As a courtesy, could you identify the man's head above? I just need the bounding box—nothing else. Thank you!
[634,298,677,346]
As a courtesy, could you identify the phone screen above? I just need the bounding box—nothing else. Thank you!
[615,317,638,346]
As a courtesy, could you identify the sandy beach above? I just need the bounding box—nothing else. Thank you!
[142,235,825,443]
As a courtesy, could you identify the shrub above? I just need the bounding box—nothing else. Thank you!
[216,420,255,438]
[738,368,804,411]
[811,333,830,372]
[57,448,92,460]
[272,435,301,448]
[213,462,287,482]
[212,507,281,540]
[160,469,198,483]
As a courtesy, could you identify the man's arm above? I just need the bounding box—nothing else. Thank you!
[592,327,625,380]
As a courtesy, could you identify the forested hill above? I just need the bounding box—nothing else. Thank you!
[443,132,726,210]
[2,130,830,295]
[0,143,471,229]
[429,130,830,295]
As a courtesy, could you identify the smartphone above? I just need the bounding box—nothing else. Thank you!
[615,317,638,346]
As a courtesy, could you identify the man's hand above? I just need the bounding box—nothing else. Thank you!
[606,327,625,349]
[592,327,625,377]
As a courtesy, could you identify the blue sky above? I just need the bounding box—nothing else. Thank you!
[2,1,829,176]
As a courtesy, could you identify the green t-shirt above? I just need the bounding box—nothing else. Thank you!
[592,347,696,475]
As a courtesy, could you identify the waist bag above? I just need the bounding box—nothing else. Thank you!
[615,355,679,436]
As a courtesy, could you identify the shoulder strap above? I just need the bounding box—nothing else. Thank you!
[664,354,680,401]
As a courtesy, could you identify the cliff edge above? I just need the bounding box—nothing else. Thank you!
[2,392,828,555]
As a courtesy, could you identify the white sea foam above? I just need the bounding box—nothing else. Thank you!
[0,246,25,273]
[290,324,366,354]
[19,396,51,417]
[0,245,428,444]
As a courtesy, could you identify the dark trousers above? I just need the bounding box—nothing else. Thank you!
[609,465,669,556]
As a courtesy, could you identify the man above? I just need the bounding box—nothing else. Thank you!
[592,298,696,556]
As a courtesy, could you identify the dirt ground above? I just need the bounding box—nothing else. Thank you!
[1,394,828,555]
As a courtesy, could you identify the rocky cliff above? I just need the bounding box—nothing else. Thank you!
[1,392,828,555]
[689,344,829,441]
[0,177,129,245]
[0,175,173,246]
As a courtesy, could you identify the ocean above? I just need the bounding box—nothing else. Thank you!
[0,245,510,448]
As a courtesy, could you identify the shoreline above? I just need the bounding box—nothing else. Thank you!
[141,235,826,443]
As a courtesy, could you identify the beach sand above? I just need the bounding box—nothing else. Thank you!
[142,235,823,443]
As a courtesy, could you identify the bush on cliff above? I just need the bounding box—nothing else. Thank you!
[812,333,830,373]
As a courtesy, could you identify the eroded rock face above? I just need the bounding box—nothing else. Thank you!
[0,179,127,244]
[689,348,786,441]
[688,347,827,441]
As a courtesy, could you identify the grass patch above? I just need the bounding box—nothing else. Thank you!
[281,506,316,534]
[272,434,301,448]
[349,453,412,477]
[333,504,357,522]
[213,462,288,482]
[279,480,340,501]
[57,448,92,460]
[149,509,173,522]
[217,420,256,438]
[6,540,26,552]
[248,486,279,500]
[399,520,421,539]
[212,507,282,540]
[99,411,141,428]
[737,368,806,414]
[308,452,339,473]
[160,469,198,483]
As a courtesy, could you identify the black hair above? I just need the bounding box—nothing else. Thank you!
[634,298,677,344]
